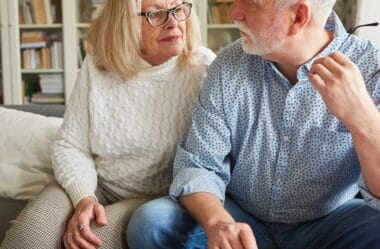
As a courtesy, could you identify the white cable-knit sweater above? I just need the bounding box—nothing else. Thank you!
[51,47,216,206]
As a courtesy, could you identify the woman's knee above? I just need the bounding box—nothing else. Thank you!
[0,182,72,248]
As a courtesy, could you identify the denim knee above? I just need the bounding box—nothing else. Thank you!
[127,196,194,249]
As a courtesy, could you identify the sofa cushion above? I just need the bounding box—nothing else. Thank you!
[0,107,63,200]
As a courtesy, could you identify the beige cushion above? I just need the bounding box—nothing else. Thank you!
[0,107,62,200]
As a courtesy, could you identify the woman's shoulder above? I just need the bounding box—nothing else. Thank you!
[80,54,110,78]
[81,54,96,71]
[193,46,217,66]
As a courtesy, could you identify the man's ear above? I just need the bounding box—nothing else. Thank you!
[288,0,311,35]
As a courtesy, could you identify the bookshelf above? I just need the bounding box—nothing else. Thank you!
[197,0,240,53]
[0,0,238,105]
[0,0,99,105]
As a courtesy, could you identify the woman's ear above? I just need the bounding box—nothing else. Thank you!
[288,0,311,35]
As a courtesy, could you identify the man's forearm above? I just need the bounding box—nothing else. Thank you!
[179,193,234,234]
[351,108,380,197]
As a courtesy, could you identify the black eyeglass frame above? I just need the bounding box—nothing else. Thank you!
[138,2,192,27]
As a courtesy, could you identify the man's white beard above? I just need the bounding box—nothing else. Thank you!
[235,18,286,56]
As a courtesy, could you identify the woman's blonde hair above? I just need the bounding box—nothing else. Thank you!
[86,0,201,80]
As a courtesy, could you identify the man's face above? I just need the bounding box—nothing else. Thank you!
[235,15,286,56]
[231,0,287,56]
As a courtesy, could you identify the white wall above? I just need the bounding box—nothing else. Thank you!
[357,0,380,47]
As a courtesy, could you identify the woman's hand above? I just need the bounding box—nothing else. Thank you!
[63,197,108,249]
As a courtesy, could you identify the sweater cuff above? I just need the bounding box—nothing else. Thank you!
[66,181,98,207]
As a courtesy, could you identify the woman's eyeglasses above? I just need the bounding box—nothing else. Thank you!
[138,2,192,27]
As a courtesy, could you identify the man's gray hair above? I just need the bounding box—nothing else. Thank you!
[251,0,337,26]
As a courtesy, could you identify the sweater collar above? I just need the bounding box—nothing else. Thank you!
[138,55,179,77]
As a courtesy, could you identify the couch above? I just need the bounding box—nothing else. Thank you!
[0,104,65,243]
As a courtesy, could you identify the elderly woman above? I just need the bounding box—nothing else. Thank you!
[0,0,215,248]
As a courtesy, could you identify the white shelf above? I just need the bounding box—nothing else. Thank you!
[77,23,91,29]
[19,24,63,29]
[22,69,64,74]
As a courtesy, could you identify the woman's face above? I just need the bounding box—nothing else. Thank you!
[140,0,187,65]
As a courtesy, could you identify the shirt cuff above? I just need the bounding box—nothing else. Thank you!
[359,175,380,210]
[169,168,227,202]
[66,181,98,207]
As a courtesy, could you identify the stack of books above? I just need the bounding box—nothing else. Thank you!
[39,74,63,94]
[21,31,63,69]
[30,74,64,104]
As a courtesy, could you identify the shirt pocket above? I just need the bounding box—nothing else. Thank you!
[302,127,360,184]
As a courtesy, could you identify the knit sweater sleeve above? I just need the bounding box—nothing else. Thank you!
[51,56,97,207]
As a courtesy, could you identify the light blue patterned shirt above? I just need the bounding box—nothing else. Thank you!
[170,13,380,223]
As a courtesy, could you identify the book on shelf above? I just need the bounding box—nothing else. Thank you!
[44,0,53,24]
[39,73,63,94]
[50,41,63,69]
[20,31,49,49]
[31,93,64,104]
[22,48,52,69]
[19,2,33,24]
[21,41,48,49]
[19,0,57,24]
[30,0,47,24]
[21,32,62,69]
[208,0,234,24]
[50,0,62,23]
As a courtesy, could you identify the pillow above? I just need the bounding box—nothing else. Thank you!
[0,107,63,200]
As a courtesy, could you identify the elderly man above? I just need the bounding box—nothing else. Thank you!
[127,0,380,248]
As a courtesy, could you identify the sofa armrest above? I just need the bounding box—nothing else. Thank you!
[2,104,65,117]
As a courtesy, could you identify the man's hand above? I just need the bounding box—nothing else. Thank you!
[180,193,258,249]
[63,197,108,249]
[206,221,257,249]
[308,51,377,130]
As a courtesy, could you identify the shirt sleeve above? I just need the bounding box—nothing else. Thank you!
[51,56,98,207]
[169,58,232,202]
[358,175,380,210]
[372,70,380,110]
[361,56,380,210]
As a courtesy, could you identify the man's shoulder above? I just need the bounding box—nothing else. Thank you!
[345,36,380,61]
[345,36,380,78]
[218,39,245,60]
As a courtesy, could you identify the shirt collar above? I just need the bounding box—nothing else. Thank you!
[298,11,349,79]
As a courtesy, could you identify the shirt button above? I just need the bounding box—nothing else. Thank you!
[283,136,289,142]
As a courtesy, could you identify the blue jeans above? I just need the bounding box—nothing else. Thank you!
[127,196,380,249]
